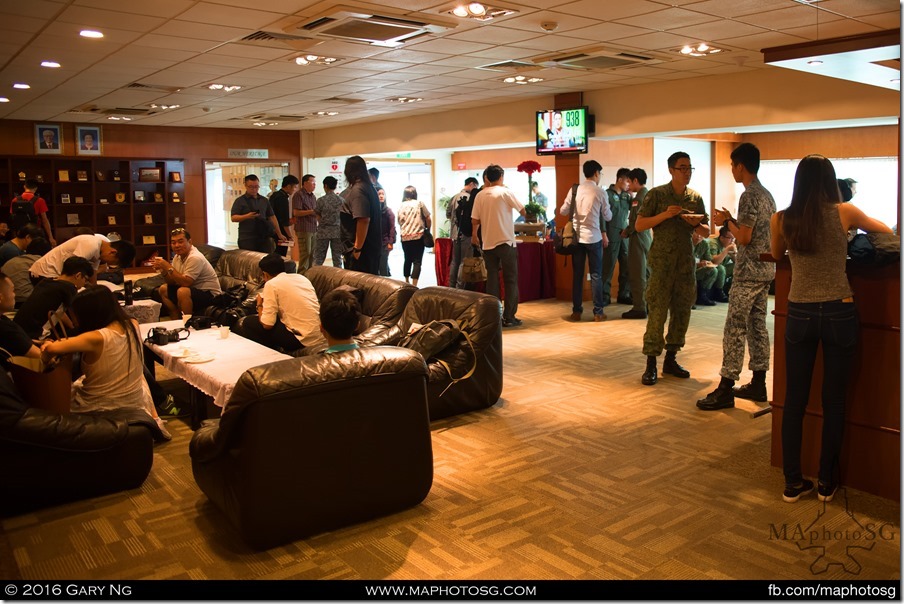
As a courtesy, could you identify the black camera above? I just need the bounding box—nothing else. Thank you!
[146,327,190,346]
[185,315,214,330]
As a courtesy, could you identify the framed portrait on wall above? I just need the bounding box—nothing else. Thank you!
[75,125,102,156]
[35,124,62,155]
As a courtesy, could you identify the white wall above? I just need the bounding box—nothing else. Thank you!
[652,138,713,205]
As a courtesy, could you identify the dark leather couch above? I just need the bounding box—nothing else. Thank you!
[398,287,503,421]
[190,346,433,549]
[0,370,158,515]
[195,245,296,321]
[305,265,417,347]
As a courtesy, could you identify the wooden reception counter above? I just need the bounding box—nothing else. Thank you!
[770,256,900,501]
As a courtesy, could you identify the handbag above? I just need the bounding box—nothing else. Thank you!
[423,230,435,248]
[554,183,581,256]
[459,246,487,283]
[399,319,478,396]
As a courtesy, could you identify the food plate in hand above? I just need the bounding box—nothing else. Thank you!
[183,352,215,364]
[680,213,705,226]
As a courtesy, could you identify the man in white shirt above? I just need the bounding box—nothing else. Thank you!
[29,234,135,283]
[154,228,222,319]
[471,164,525,327]
[559,160,612,322]
[233,254,324,353]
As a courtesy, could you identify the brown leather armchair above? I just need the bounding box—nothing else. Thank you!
[189,346,433,549]
[0,370,158,516]
[399,287,503,421]
[305,265,417,347]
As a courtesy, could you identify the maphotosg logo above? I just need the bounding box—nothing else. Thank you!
[768,488,897,575]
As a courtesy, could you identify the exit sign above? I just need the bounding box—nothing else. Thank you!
[396,152,411,159]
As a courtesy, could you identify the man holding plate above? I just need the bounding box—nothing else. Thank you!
[634,151,709,386]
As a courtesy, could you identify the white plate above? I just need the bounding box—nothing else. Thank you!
[183,352,215,364]
[169,348,196,358]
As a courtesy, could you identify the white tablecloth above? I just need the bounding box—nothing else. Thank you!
[143,319,292,407]
[121,299,161,324]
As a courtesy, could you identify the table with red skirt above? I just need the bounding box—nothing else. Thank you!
[434,237,556,301]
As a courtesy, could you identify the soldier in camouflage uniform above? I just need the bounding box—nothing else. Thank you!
[602,168,632,306]
[697,143,776,410]
[621,168,652,319]
[692,231,717,306]
[635,152,709,386]
[707,225,736,301]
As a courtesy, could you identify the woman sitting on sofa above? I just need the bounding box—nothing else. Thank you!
[40,286,170,439]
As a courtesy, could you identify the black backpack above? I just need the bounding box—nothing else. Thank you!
[10,196,37,231]
[455,188,477,238]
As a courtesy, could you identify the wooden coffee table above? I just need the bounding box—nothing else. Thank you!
[143,319,292,428]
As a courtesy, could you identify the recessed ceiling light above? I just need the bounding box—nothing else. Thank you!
[40,61,61,68]
[80,30,104,38]
[387,96,423,103]
[107,116,132,121]
[447,3,516,21]
[468,2,486,15]
[807,60,823,66]
[12,83,30,89]
[503,75,542,85]
[208,84,241,91]
[253,122,279,126]
[150,104,180,110]
[452,5,469,17]
[313,111,339,116]
[294,55,339,66]
[0,97,9,103]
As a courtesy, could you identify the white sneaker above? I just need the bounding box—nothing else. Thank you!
[155,417,172,441]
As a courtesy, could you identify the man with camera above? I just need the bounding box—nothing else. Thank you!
[155,228,221,320]
[233,254,323,353]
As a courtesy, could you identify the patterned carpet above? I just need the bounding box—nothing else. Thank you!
[1,297,899,580]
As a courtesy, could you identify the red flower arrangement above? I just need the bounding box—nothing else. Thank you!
[516,160,542,203]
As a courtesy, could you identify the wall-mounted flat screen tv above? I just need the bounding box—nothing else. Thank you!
[536,107,589,155]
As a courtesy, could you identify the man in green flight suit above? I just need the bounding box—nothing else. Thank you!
[635,151,710,386]
[621,167,652,319]
[692,231,717,306]
[601,168,632,306]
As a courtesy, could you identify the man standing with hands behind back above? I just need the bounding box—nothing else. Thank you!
[230,174,285,253]
[292,174,318,273]
[635,152,709,386]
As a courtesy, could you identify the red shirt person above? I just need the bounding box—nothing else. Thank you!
[11,179,55,246]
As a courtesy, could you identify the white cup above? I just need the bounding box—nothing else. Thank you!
[218,326,230,339]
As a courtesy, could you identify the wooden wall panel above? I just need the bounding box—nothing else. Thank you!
[0,120,301,244]
[745,125,898,160]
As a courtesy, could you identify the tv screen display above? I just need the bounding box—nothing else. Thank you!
[536,107,588,155]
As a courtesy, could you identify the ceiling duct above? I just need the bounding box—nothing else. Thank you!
[477,60,536,72]
[235,30,320,51]
[68,104,157,117]
[125,82,182,93]
[285,6,456,47]
[231,114,308,122]
[533,46,665,71]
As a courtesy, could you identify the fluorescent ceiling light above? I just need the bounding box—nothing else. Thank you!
[0,97,8,103]
[40,61,61,68]
[12,83,29,89]
[80,30,103,38]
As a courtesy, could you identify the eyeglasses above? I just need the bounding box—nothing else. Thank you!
[673,166,695,173]
[171,228,187,235]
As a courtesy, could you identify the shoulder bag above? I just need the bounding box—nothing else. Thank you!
[554,183,581,256]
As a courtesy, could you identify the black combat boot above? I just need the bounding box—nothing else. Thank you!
[641,355,658,386]
[696,377,735,410]
[662,350,690,378]
[734,370,768,402]
[710,287,729,303]
[696,283,716,306]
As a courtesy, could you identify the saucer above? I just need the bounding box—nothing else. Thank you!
[183,352,215,364]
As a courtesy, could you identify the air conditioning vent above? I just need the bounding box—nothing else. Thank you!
[230,114,308,122]
[126,83,182,93]
[533,45,666,71]
[234,30,318,50]
[323,97,365,104]
[478,60,536,72]
[68,104,157,117]
[285,5,455,47]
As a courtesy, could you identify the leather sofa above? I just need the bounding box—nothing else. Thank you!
[304,265,417,347]
[398,287,503,421]
[0,369,159,515]
[190,346,433,549]
[195,244,296,322]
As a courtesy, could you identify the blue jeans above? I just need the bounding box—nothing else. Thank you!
[781,300,858,487]
[571,240,604,316]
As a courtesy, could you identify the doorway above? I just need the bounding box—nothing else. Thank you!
[204,161,290,249]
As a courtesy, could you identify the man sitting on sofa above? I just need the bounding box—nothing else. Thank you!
[319,289,361,354]
[234,254,324,353]
[154,228,222,320]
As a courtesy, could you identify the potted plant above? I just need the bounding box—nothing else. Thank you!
[523,200,545,223]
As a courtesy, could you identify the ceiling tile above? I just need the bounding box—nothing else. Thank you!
[494,10,601,33]
[608,30,694,51]
[781,18,881,40]
[56,6,166,32]
[208,43,297,61]
[818,0,902,17]
[152,20,253,42]
[0,13,50,33]
[405,38,493,54]
[617,6,720,30]
[719,30,810,52]
[446,25,537,45]
[553,0,664,21]
[564,22,656,42]
[737,5,844,30]
[508,34,596,52]
[674,19,767,40]
[176,2,286,29]
[132,34,216,53]
[73,0,195,19]
[681,0,795,19]
[856,10,901,28]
